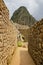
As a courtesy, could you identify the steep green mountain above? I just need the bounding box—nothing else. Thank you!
[11,6,36,26]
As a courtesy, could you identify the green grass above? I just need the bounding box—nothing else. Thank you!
[17,41,22,47]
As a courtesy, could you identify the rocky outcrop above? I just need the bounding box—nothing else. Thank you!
[0,0,17,65]
[28,19,43,65]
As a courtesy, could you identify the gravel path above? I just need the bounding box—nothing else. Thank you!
[9,47,35,65]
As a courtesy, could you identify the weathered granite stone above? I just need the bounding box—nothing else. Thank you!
[28,19,43,65]
[0,0,17,65]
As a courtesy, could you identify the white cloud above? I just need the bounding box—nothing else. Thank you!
[28,0,39,13]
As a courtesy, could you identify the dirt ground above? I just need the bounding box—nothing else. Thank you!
[9,47,35,65]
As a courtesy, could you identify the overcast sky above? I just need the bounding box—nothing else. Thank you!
[4,0,43,20]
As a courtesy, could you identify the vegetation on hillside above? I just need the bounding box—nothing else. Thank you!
[11,6,36,26]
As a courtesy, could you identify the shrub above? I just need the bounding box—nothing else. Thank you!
[17,41,22,47]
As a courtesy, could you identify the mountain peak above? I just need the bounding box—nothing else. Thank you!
[11,6,36,26]
[18,6,27,10]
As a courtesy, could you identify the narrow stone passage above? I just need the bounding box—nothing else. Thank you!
[9,47,35,65]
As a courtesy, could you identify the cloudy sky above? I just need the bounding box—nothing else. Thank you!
[4,0,43,20]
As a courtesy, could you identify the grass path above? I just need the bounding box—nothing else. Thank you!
[9,47,35,65]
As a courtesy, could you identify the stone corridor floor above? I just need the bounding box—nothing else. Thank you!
[9,47,35,65]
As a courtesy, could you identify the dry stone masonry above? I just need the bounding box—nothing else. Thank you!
[0,0,17,65]
[14,23,29,42]
[28,19,43,65]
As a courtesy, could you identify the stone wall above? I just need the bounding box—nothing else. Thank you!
[0,0,9,19]
[19,29,29,41]
[14,23,29,42]
[0,0,17,65]
[28,19,43,65]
